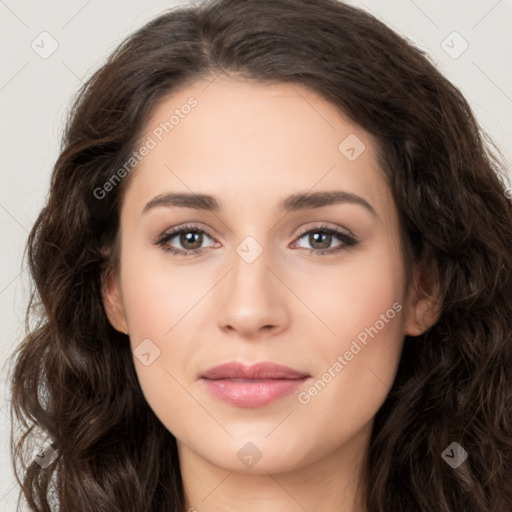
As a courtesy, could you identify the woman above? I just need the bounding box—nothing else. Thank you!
[9,0,512,510]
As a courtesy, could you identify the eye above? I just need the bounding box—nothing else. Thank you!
[155,224,218,256]
[291,225,358,255]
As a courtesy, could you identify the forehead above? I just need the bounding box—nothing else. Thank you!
[123,76,392,221]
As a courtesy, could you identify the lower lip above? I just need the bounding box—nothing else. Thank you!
[202,377,309,407]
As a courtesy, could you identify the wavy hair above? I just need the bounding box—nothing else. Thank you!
[8,0,512,510]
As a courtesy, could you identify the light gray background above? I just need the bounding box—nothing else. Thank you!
[1,0,511,509]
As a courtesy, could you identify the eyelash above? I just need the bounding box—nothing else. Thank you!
[154,223,358,257]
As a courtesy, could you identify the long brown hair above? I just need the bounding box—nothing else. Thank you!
[8,0,512,510]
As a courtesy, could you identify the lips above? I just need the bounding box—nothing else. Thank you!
[200,362,310,408]
[201,361,309,380]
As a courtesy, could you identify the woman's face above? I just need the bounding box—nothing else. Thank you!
[104,76,429,475]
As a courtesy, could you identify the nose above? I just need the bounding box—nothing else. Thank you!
[216,241,289,338]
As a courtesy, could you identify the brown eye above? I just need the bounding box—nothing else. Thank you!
[155,224,217,255]
[307,231,333,250]
[292,225,358,255]
[178,230,204,250]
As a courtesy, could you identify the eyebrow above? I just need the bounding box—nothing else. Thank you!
[142,190,377,216]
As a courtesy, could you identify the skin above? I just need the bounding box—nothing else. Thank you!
[103,75,440,512]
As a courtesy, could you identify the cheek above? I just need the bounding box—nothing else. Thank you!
[119,253,206,433]
[295,236,406,355]
[294,238,407,432]
[120,240,205,338]
[296,242,405,379]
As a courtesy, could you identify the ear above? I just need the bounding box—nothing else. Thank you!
[101,266,129,335]
[403,260,443,336]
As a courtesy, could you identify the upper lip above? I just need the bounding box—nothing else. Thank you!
[201,362,309,380]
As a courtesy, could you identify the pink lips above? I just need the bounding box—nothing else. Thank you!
[201,362,310,408]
